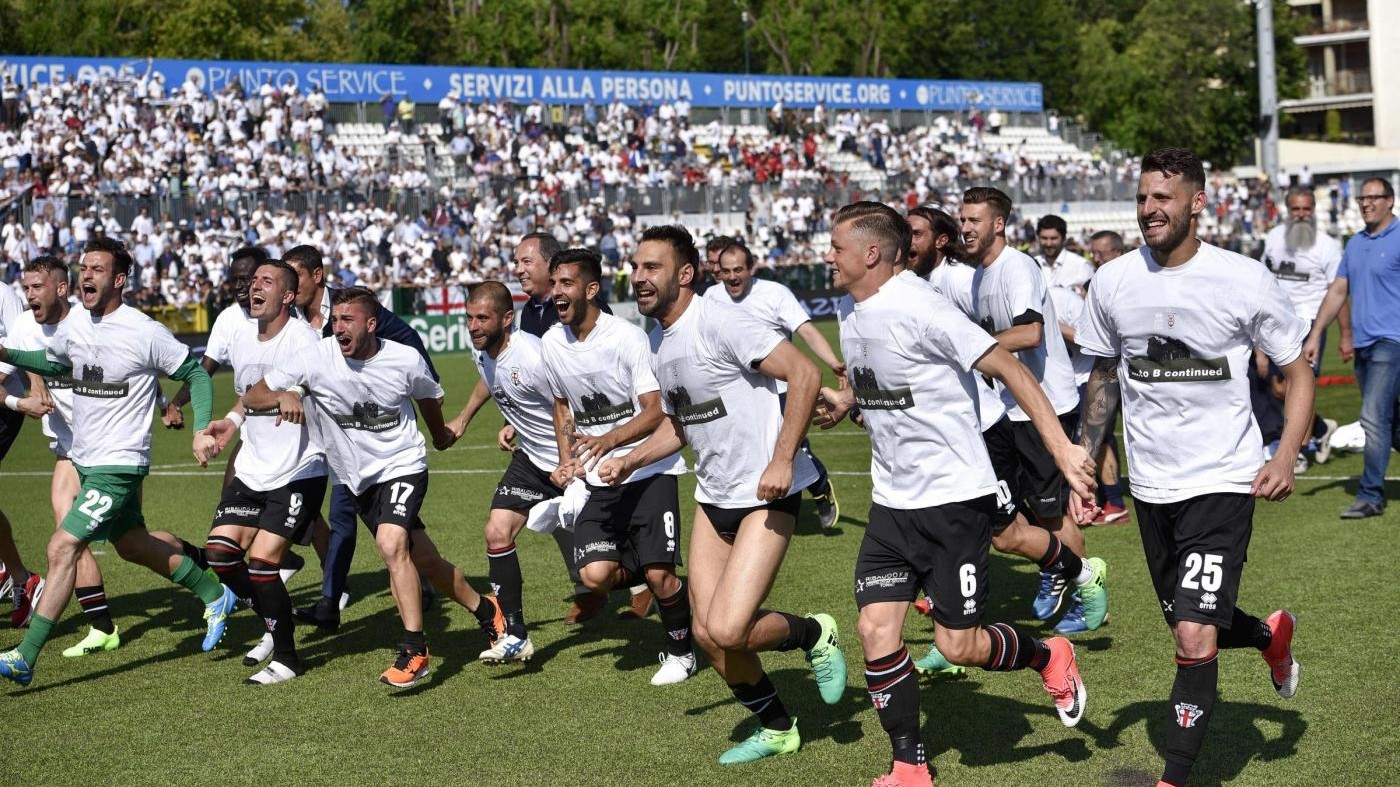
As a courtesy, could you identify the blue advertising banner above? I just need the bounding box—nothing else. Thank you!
[0,55,1043,112]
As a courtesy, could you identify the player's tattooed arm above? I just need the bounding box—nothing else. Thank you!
[551,397,580,487]
[1078,355,1121,461]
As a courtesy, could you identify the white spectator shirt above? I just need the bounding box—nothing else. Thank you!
[650,294,817,507]
[911,266,1007,429]
[264,337,442,495]
[475,331,559,473]
[203,303,254,366]
[1075,244,1308,503]
[541,312,685,487]
[837,274,1000,509]
[973,245,1080,420]
[1035,249,1095,293]
[44,305,193,469]
[227,317,326,491]
[7,308,76,456]
[1260,223,1343,321]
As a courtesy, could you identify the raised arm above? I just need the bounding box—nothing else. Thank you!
[794,321,846,378]
[448,377,493,438]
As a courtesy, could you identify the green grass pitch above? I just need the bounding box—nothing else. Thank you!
[1,320,1396,786]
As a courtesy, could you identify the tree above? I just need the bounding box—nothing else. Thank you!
[1074,0,1305,166]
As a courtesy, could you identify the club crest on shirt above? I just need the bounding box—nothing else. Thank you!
[510,367,521,386]
[850,365,914,410]
[667,384,727,425]
[73,364,129,398]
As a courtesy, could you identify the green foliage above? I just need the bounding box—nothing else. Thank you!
[0,0,1310,166]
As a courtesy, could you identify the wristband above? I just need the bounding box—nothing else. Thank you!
[3,395,18,411]
[288,385,308,398]
[156,392,170,409]
[225,410,245,429]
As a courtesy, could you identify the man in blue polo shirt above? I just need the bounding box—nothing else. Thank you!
[1305,177,1400,519]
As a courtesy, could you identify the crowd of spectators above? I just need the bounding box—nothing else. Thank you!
[0,66,1369,309]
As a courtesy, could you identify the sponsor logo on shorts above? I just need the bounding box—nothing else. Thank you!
[850,365,914,411]
[667,385,728,425]
[1127,337,1231,383]
[870,691,892,709]
[217,505,262,519]
[332,401,401,431]
[1162,599,1175,614]
[497,484,547,503]
[1174,702,1204,728]
[574,540,616,563]
[1199,592,1218,611]
[73,365,130,398]
[575,392,635,427]
[855,570,910,594]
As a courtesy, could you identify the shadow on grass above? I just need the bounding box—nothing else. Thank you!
[1080,699,1306,787]
[919,673,1095,769]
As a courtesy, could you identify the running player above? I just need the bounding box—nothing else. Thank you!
[446,281,560,664]
[903,207,1108,673]
[1071,148,1304,787]
[197,260,327,684]
[710,242,843,529]
[539,248,694,686]
[0,237,236,687]
[512,232,653,623]
[814,202,1095,787]
[244,286,501,688]
[962,187,1094,630]
[0,274,47,628]
[601,225,846,764]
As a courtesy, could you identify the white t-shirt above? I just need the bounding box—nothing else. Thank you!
[0,284,26,397]
[973,245,1081,420]
[8,309,75,456]
[709,277,813,393]
[837,273,1000,509]
[44,305,193,469]
[1035,249,1095,293]
[650,294,817,507]
[1260,223,1343,321]
[1050,287,1094,386]
[541,312,686,486]
[203,303,254,366]
[475,331,558,473]
[264,337,442,495]
[227,317,326,491]
[1074,244,1309,503]
[919,264,1007,429]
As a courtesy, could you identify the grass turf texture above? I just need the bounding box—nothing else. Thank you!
[1,321,1396,787]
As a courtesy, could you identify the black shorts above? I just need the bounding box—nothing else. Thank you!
[987,412,1079,523]
[0,408,23,461]
[1135,493,1253,628]
[356,471,429,533]
[213,475,328,544]
[491,451,564,512]
[981,419,1025,533]
[573,474,682,576]
[699,492,802,542]
[854,497,993,630]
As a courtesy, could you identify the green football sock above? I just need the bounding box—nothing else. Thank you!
[171,556,225,604]
[18,614,55,666]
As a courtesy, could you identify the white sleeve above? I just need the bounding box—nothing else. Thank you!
[1005,259,1046,323]
[406,352,445,400]
[540,340,567,400]
[150,323,194,376]
[923,309,997,373]
[1323,238,1343,283]
[626,330,660,397]
[717,309,784,371]
[263,346,312,390]
[1251,271,1309,366]
[1074,274,1120,358]
[203,311,234,365]
[772,287,813,335]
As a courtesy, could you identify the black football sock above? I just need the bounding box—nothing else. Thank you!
[774,612,823,652]
[1161,650,1219,787]
[279,550,305,574]
[1101,482,1125,508]
[180,538,209,570]
[487,542,527,638]
[248,558,299,669]
[729,673,792,731]
[981,622,1051,672]
[205,535,253,601]
[1217,607,1272,650]
[864,644,924,766]
[1037,535,1086,584]
[656,579,693,657]
[75,584,115,635]
[401,629,427,654]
